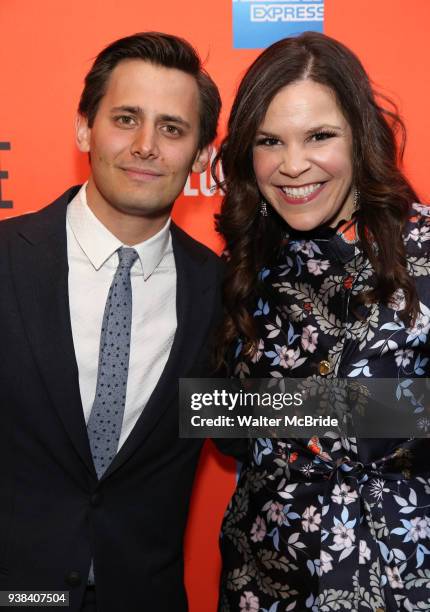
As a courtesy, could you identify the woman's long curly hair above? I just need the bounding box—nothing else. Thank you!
[213,32,419,365]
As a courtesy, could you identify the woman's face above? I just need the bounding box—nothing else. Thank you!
[253,79,354,231]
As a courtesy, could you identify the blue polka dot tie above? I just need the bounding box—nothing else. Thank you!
[87,247,139,479]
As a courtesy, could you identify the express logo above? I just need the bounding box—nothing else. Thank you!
[251,3,323,22]
[233,0,324,49]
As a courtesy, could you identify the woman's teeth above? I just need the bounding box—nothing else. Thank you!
[281,183,322,198]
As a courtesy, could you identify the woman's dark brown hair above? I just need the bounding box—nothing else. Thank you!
[213,31,419,363]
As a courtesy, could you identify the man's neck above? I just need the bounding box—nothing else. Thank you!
[88,206,170,245]
[85,183,171,245]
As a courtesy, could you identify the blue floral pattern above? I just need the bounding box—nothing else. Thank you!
[219,205,430,611]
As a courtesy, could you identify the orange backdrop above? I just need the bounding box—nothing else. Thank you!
[1,1,430,609]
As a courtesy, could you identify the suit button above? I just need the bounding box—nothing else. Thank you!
[90,492,102,507]
[65,571,81,587]
[318,360,331,376]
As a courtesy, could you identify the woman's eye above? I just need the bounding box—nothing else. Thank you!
[255,137,280,147]
[310,131,336,142]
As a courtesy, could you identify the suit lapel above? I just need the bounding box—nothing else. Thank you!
[11,193,219,480]
[11,188,96,476]
[103,223,219,478]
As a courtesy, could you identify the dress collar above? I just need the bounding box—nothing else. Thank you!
[285,218,359,264]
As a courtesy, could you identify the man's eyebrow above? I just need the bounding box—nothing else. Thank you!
[158,114,191,129]
[110,105,142,115]
[110,106,191,129]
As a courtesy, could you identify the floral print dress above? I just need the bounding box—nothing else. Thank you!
[219,205,430,612]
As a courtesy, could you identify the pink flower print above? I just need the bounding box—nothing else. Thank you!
[408,516,430,543]
[239,591,259,611]
[273,345,303,369]
[319,550,334,574]
[394,349,414,368]
[385,565,404,589]
[306,258,330,276]
[408,225,430,245]
[331,483,358,505]
[301,505,321,533]
[406,305,430,346]
[359,540,371,564]
[301,325,318,353]
[331,523,356,550]
[250,516,267,542]
[265,501,285,526]
[388,288,406,312]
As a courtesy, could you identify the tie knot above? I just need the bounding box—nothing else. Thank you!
[117,247,139,270]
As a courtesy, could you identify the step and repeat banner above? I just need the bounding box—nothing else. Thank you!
[1,1,429,609]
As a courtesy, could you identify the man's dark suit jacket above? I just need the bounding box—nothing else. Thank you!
[0,186,238,611]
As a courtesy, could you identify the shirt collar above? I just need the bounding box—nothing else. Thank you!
[66,183,171,279]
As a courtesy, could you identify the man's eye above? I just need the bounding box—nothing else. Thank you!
[162,125,181,136]
[255,137,280,147]
[309,131,337,142]
[115,115,136,126]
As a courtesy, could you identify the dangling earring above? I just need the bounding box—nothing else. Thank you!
[353,187,360,210]
[260,199,268,217]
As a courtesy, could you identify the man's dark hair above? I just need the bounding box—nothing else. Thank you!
[78,32,221,149]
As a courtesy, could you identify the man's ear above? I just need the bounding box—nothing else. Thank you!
[75,114,91,152]
[191,144,212,174]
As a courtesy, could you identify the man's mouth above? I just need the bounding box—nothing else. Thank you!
[120,166,164,181]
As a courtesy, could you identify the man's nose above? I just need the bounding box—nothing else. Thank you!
[130,125,160,159]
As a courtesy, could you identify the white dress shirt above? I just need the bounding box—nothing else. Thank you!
[66,184,177,450]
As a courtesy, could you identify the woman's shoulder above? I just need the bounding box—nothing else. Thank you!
[403,203,430,254]
[409,202,430,220]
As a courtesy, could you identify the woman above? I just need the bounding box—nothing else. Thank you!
[214,33,430,611]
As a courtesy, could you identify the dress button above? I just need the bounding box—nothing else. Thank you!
[90,492,102,507]
[65,571,81,587]
[318,360,331,376]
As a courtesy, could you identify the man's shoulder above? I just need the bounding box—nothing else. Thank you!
[170,222,223,269]
[0,186,80,239]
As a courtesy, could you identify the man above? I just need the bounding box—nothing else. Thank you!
[0,32,232,611]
